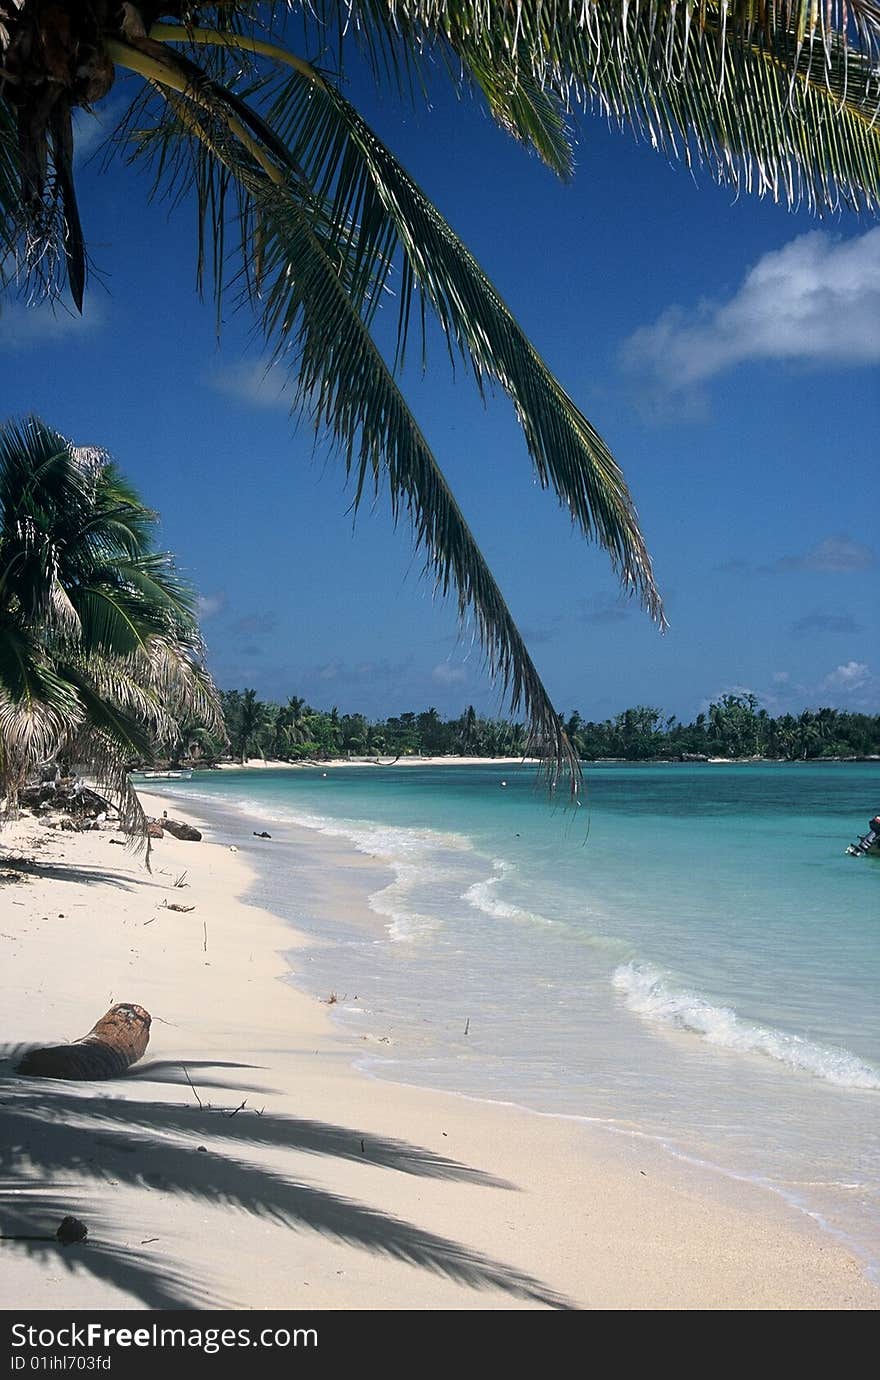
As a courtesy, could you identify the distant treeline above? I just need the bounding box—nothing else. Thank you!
[169,690,880,766]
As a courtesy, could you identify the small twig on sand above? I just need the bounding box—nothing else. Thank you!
[202,921,207,953]
[181,1064,203,1109]
[464,1018,470,1036]
[223,1099,248,1118]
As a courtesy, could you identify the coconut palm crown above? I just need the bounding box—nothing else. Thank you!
[2,3,879,789]
[0,415,222,836]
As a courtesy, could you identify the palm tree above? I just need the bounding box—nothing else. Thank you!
[458,704,481,755]
[233,687,268,763]
[3,5,878,787]
[0,416,221,831]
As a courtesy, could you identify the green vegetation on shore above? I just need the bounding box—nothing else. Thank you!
[184,690,879,766]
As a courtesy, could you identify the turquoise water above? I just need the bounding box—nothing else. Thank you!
[160,762,880,1270]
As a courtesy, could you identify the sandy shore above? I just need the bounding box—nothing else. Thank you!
[1,796,877,1311]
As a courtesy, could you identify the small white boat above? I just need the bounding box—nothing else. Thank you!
[134,769,194,781]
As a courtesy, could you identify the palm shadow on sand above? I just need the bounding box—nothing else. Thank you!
[0,1055,577,1310]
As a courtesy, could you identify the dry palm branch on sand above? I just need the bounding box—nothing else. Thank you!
[2,4,879,792]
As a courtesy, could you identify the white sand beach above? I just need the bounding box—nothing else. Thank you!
[1,794,877,1312]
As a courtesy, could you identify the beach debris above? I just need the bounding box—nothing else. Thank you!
[223,1099,248,1118]
[228,845,238,852]
[203,921,208,953]
[159,819,202,842]
[20,778,113,822]
[253,831,272,839]
[180,1065,204,1108]
[56,1216,88,1246]
[17,1003,151,1080]
[464,1018,470,1036]
[146,821,164,839]
[161,901,195,913]
[1,1217,88,1247]
[324,992,338,1005]
[360,1138,365,1154]
[173,871,188,888]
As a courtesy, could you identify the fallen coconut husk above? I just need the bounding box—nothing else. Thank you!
[17,1003,151,1080]
[157,819,201,842]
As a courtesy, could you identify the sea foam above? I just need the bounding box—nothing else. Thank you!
[464,860,561,928]
[612,962,880,1090]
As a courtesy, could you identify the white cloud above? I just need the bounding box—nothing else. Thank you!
[0,298,103,352]
[197,592,227,620]
[203,361,290,410]
[775,535,874,574]
[822,661,871,692]
[432,661,469,686]
[621,228,880,391]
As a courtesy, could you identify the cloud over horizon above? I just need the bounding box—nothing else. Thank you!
[621,228,880,392]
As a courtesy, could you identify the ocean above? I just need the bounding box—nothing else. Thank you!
[157,761,880,1273]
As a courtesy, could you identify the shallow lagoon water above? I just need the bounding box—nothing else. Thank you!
[161,761,880,1272]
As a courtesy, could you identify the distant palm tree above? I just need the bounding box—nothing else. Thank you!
[458,705,481,755]
[234,688,268,764]
[0,416,221,829]
[3,4,878,785]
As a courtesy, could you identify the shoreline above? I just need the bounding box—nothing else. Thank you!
[202,754,880,771]
[1,792,877,1309]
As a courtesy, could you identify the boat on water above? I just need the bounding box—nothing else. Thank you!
[133,768,194,782]
[846,814,880,857]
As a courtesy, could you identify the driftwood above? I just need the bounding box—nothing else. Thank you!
[17,1003,151,1080]
[158,819,201,842]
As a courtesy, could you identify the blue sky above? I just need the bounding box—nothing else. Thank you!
[2,51,878,724]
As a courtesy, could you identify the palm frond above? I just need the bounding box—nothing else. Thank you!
[65,721,151,854]
[253,59,660,613]
[113,76,580,784]
[0,629,82,802]
[362,1,880,213]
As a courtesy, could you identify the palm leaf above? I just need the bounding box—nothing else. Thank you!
[110,75,581,783]
[356,1,880,212]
